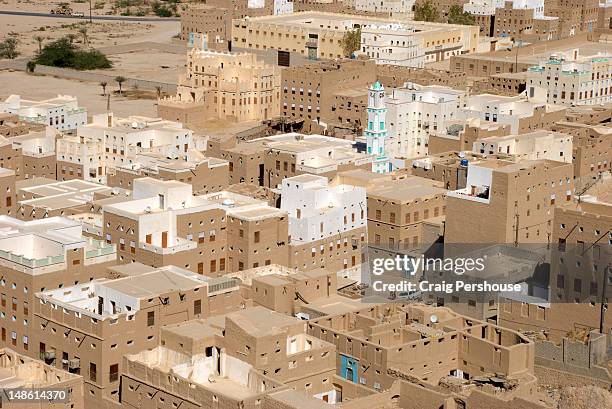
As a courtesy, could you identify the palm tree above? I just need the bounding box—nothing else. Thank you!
[78,26,88,46]
[114,76,126,95]
[33,35,45,54]
[155,85,162,99]
[66,33,77,45]
[100,81,107,96]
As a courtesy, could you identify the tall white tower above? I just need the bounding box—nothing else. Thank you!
[365,81,391,173]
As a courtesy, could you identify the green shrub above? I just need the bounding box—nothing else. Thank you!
[35,37,112,70]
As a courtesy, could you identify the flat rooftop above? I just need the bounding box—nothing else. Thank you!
[458,34,611,65]
[0,216,115,271]
[226,306,302,337]
[485,158,570,173]
[2,94,78,109]
[236,11,396,27]
[101,267,206,298]
[237,11,476,34]
[105,186,271,219]
[124,346,281,400]
[263,133,358,154]
[16,178,116,211]
[84,115,187,133]
[116,151,228,174]
[163,319,223,341]
[0,348,80,388]
[227,264,329,286]
[367,176,447,203]
[304,294,379,316]
[227,205,287,221]
[107,262,159,277]
[226,133,371,168]
[37,266,236,318]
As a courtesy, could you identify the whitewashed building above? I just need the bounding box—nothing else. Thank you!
[280,174,367,244]
[386,83,467,158]
[458,91,552,134]
[273,0,293,15]
[355,0,414,16]
[56,113,198,183]
[526,50,612,106]
[472,130,573,162]
[464,0,544,16]
[360,24,425,67]
[0,94,86,132]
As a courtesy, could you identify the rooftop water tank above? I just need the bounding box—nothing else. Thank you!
[460,159,469,167]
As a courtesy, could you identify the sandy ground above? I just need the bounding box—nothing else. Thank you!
[0,14,181,121]
[0,0,188,17]
[0,71,158,117]
[0,14,179,56]
[92,49,186,83]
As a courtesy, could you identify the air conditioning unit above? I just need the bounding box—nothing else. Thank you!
[68,358,80,369]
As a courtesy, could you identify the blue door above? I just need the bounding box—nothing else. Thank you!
[340,354,358,383]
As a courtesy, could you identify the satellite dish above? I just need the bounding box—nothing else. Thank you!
[430,314,438,324]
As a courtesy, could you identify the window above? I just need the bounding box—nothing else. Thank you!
[147,311,155,327]
[90,363,97,382]
[556,274,565,289]
[194,300,202,315]
[573,279,582,293]
[109,364,119,382]
[254,231,260,243]
[590,282,598,296]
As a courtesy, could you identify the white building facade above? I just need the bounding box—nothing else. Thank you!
[386,84,467,158]
[360,24,425,68]
[273,0,293,15]
[463,0,504,16]
[0,94,87,132]
[56,113,196,183]
[464,0,544,16]
[526,51,612,106]
[458,92,550,134]
[280,174,367,244]
[472,130,573,162]
[355,0,414,15]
